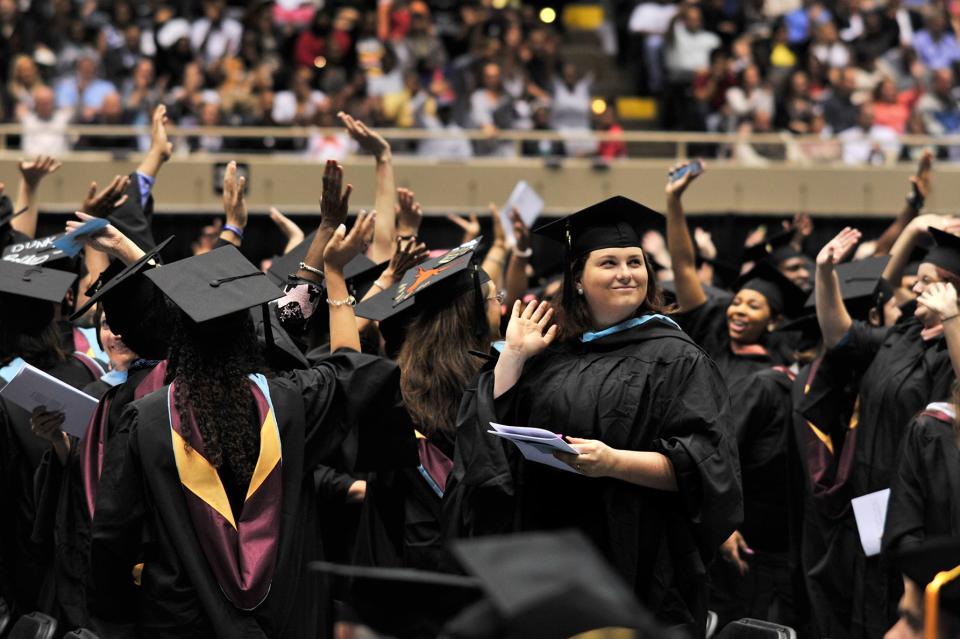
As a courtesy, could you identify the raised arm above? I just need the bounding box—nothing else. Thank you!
[874,149,932,257]
[339,112,395,264]
[297,160,353,284]
[67,212,146,266]
[323,211,376,353]
[13,155,61,239]
[219,161,247,247]
[814,227,861,349]
[136,105,173,180]
[269,206,305,255]
[504,209,532,309]
[882,214,955,300]
[493,300,556,398]
[664,161,708,311]
[356,237,427,335]
[481,204,509,289]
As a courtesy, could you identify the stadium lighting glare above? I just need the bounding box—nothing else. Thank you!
[492,0,508,9]
[591,98,607,115]
[314,56,327,69]
[539,7,557,23]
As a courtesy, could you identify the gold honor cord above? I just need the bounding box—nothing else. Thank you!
[926,564,960,639]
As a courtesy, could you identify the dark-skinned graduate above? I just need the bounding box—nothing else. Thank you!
[88,210,416,639]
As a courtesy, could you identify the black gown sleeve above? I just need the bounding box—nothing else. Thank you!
[649,350,743,555]
[280,349,418,473]
[88,406,145,621]
[671,298,726,355]
[107,174,157,252]
[882,416,929,554]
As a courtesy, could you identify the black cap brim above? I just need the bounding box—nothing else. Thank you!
[803,256,890,318]
[894,536,960,617]
[736,260,807,319]
[70,236,174,321]
[533,196,663,258]
[146,245,284,324]
[924,228,960,277]
[0,262,77,304]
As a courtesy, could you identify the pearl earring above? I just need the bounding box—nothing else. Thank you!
[577,286,584,295]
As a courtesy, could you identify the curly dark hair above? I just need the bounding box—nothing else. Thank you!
[167,309,265,486]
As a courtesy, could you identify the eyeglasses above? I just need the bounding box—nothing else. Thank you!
[487,289,506,304]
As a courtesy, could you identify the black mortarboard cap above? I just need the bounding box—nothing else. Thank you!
[804,256,892,320]
[70,236,173,321]
[3,233,76,270]
[0,262,78,331]
[533,196,662,310]
[450,530,663,639]
[894,536,960,617]
[736,260,807,318]
[924,228,960,277]
[0,261,77,303]
[266,229,379,287]
[777,313,821,351]
[307,561,483,638]
[146,245,284,323]
[533,196,662,259]
[743,228,803,266]
[354,238,490,327]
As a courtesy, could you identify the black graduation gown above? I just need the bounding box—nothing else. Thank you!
[709,366,808,629]
[443,319,742,637]
[0,356,99,618]
[108,173,157,252]
[799,318,955,639]
[31,363,164,632]
[883,409,960,553]
[89,350,417,639]
[673,298,796,389]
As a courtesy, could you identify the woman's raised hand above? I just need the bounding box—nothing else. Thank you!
[816,227,861,268]
[66,211,135,260]
[503,300,557,359]
[323,210,376,272]
[918,282,959,323]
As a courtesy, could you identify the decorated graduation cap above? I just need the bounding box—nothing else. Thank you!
[2,233,72,268]
[894,536,960,625]
[803,256,893,321]
[354,238,490,337]
[532,196,663,309]
[0,261,77,332]
[743,227,803,266]
[735,260,807,319]
[146,245,284,324]
[923,228,960,277]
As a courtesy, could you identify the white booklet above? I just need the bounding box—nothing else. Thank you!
[0,362,98,439]
[488,422,581,474]
[501,181,544,246]
[851,488,891,557]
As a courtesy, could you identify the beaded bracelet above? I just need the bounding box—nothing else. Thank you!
[298,262,325,279]
[326,295,357,308]
[223,224,245,240]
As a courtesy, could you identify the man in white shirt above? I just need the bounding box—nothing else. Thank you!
[629,0,679,92]
[19,86,71,157]
[838,101,901,164]
[190,0,243,67]
[664,5,721,83]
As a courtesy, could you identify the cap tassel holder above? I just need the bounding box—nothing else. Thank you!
[561,222,576,311]
[925,563,960,639]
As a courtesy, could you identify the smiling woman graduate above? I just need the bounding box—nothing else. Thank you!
[443,196,742,637]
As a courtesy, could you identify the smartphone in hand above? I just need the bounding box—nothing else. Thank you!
[669,159,704,183]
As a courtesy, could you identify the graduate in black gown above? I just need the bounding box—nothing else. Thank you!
[885,537,960,639]
[883,387,960,553]
[348,240,500,638]
[29,235,175,634]
[0,262,100,618]
[89,206,416,639]
[444,196,742,637]
[807,220,960,638]
[664,162,802,389]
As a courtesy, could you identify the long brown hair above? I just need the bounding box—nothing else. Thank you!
[554,252,668,341]
[397,288,487,436]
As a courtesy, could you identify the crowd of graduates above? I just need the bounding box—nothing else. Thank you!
[1,106,960,639]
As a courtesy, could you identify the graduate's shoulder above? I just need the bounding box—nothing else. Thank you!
[912,402,959,441]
